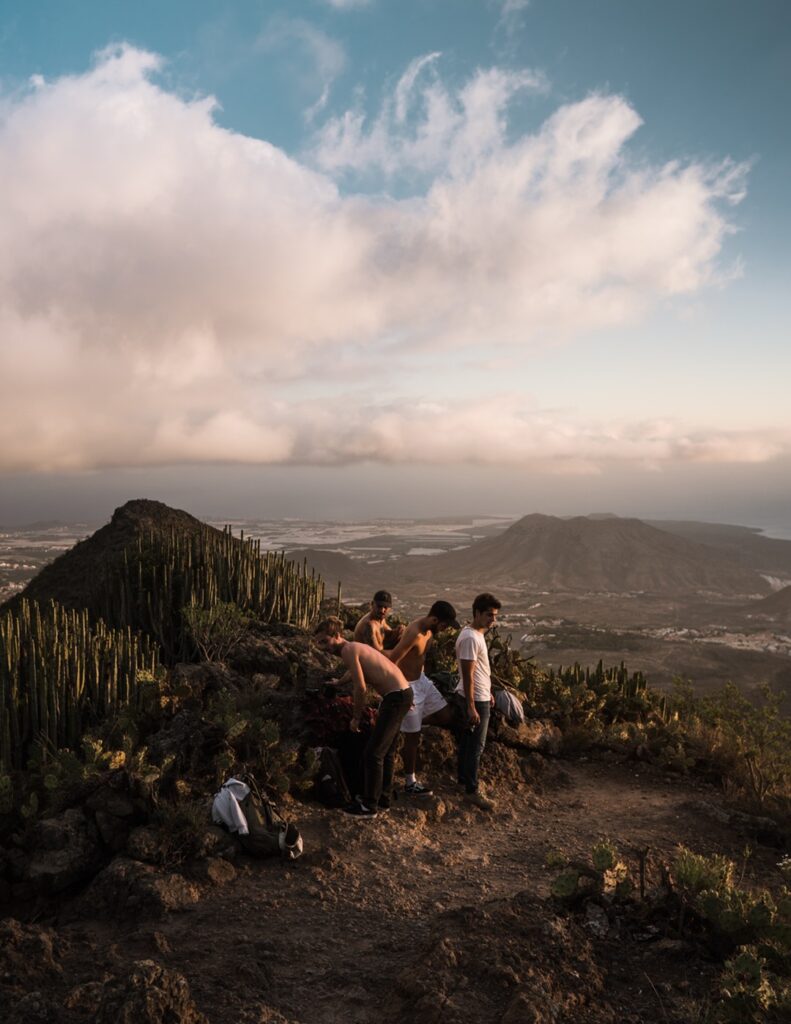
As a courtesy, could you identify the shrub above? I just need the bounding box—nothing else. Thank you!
[674,847,735,898]
[206,687,317,796]
[182,601,250,663]
[697,684,791,814]
[152,798,212,867]
[550,838,632,905]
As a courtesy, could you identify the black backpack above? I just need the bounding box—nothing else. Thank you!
[315,747,352,808]
[237,774,303,860]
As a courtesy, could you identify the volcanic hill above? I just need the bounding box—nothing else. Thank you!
[3,499,222,616]
[395,514,771,595]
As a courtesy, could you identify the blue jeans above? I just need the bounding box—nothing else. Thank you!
[457,700,490,794]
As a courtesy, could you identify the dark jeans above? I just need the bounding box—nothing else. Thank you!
[363,687,414,807]
[457,700,491,794]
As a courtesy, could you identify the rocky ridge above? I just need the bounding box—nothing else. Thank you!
[2,500,790,1023]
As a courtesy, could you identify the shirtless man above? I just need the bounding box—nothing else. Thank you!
[385,600,459,795]
[353,590,404,651]
[314,616,413,819]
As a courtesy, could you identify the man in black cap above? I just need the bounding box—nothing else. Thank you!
[385,600,460,795]
[353,589,404,651]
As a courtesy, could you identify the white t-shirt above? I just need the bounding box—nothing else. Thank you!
[455,626,491,702]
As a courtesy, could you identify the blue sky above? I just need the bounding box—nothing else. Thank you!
[0,0,789,525]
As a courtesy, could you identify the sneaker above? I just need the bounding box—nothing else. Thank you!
[404,780,433,796]
[377,794,391,810]
[343,798,378,819]
[465,791,495,811]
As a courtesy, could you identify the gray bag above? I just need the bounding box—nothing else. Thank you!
[494,688,526,725]
[238,775,303,860]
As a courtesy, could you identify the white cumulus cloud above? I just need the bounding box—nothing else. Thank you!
[0,44,774,475]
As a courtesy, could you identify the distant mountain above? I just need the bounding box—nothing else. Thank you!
[285,548,380,598]
[746,585,791,624]
[0,519,69,531]
[395,514,770,595]
[645,520,791,577]
[3,499,218,614]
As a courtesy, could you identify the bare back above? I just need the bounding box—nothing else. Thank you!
[388,618,432,682]
[341,641,410,697]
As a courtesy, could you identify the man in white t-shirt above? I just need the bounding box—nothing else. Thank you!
[455,592,502,810]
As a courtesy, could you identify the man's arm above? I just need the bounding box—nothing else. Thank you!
[342,647,367,731]
[355,618,383,651]
[385,622,419,666]
[460,659,480,727]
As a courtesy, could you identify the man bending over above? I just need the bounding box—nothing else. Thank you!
[385,600,460,796]
[314,616,413,819]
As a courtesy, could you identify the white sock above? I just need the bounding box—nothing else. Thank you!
[406,773,416,786]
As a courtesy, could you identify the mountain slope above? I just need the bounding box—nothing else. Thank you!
[645,520,791,577]
[395,514,770,595]
[3,499,214,615]
[285,548,380,597]
[747,585,791,624]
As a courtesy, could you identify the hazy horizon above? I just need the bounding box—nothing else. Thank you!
[2,461,790,539]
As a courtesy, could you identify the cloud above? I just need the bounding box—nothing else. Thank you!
[491,0,530,45]
[497,0,530,33]
[274,397,787,471]
[0,45,765,475]
[322,0,371,8]
[314,56,547,177]
[258,18,346,118]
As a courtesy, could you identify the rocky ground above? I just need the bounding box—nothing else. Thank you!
[2,741,786,1024]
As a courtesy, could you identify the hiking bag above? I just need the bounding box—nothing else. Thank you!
[494,688,526,725]
[238,774,303,860]
[314,747,352,808]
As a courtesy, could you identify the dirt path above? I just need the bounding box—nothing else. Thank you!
[81,760,780,1024]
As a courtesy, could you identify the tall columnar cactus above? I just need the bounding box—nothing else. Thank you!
[0,598,160,771]
[83,526,324,662]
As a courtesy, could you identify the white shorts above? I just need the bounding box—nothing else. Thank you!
[400,673,448,734]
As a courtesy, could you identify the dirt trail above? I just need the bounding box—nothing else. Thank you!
[71,760,779,1024]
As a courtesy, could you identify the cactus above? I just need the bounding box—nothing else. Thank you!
[81,525,325,663]
[551,870,581,901]
[0,598,160,771]
[551,840,634,905]
[591,840,617,872]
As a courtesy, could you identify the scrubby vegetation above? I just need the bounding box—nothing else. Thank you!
[429,626,791,820]
[182,601,250,664]
[550,841,791,1023]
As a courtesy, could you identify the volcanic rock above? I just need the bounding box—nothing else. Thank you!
[81,858,200,919]
[93,959,207,1024]
[24,809,103,894]
[496,719,563,755]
